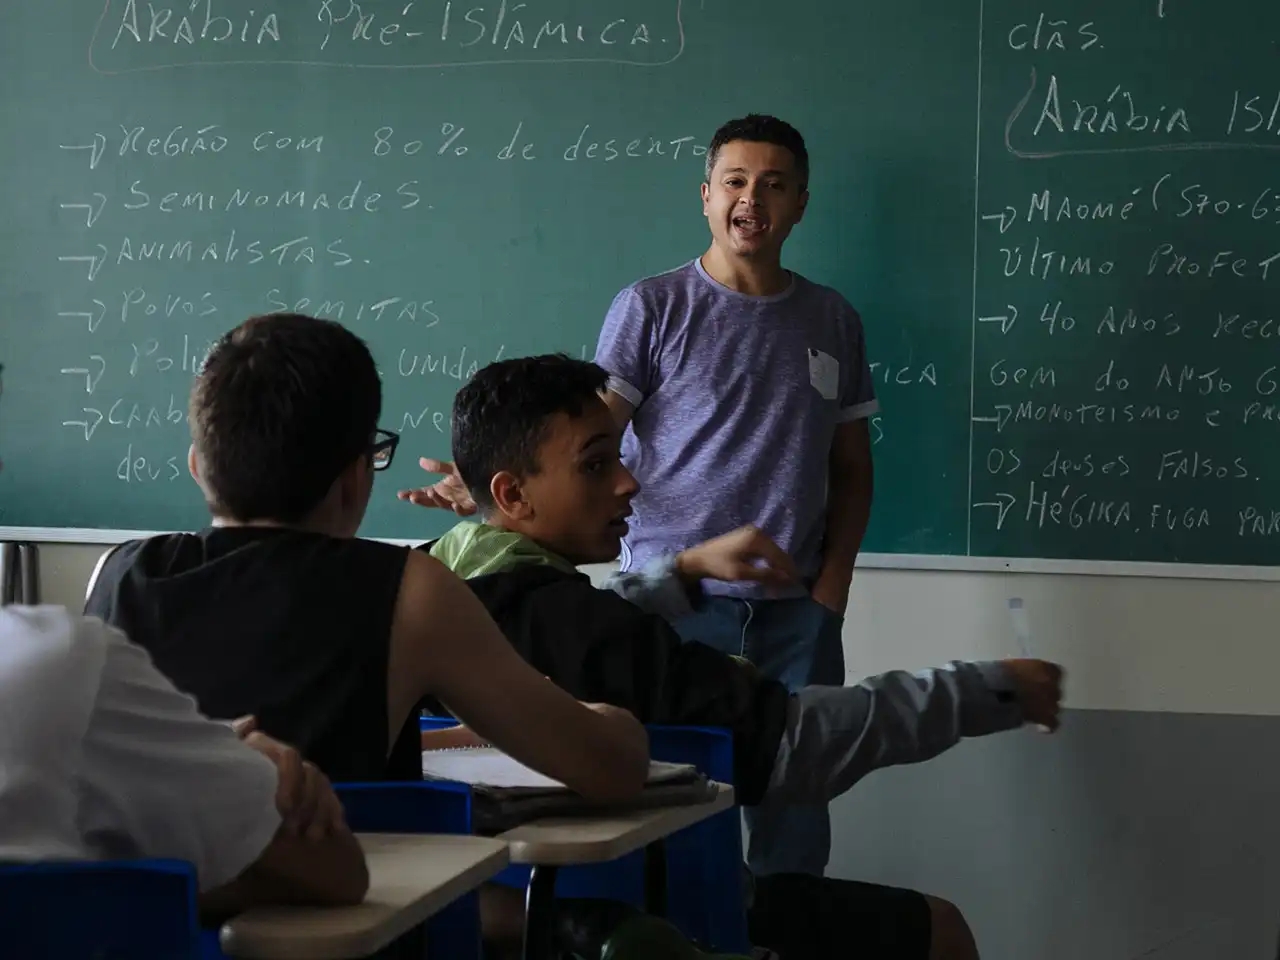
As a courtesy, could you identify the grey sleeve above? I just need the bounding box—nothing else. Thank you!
[765,660,1025,804]
[600,555,702,621]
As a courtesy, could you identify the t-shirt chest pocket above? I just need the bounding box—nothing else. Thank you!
[807,348,840,402]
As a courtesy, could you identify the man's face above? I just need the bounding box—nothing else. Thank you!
[701,139,808,261]
[517,396,639,564]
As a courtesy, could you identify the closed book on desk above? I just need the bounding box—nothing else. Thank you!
[421,746,715,832]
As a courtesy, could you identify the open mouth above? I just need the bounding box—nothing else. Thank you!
[606,510,632,535]
[731,214,768,239]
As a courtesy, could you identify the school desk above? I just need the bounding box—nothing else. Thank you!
[219,832,509,959]
[498,782,734,960]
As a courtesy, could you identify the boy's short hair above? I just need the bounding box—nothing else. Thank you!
[452,354,610,512]
[705,114,810,189]
[190,313,381,523]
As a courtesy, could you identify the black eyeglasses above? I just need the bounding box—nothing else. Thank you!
[370,428,399,471]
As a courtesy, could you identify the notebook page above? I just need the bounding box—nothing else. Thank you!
[421,746,695,789]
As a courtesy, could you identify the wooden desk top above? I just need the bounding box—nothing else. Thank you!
[219,833,509,960]
[498,782,734,866]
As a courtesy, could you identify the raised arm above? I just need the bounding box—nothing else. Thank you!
[389,551,650,802]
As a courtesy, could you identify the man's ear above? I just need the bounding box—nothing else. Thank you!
[489,470,532,521]
[796,187,809,223]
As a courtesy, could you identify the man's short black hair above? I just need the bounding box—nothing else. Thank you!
[452,354,610,512]
[705,114,809,189]
[191,313,382,523]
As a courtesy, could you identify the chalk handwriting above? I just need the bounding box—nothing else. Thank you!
[122,179,419,214]
[1000,237,1114,279]
[978,401,1182,434]
[1213,313,1280,340]
[120,290,218,325]
[1157,450,1249,481]
[1006,15,1100,52]
[1040,451,1131,480]
[119,124,228,158]
[1147,243,1280,280]
[128,337,215,377]
[1097,307,1181,337]
[111,0,281,49]
[115,444,183,483]
[1239,507,1280,536]
[89,0,685,72]
[1032,77,1190,139]
[265,289,440,326]
[867,361,939,387]
[108,233,356,271]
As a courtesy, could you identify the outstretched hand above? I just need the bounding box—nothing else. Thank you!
[397,457,478,516]
[675,526,799,588]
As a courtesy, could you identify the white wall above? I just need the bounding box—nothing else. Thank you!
[52,539,1280,717]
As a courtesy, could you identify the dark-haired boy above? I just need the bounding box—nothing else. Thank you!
[429,352,1064,960]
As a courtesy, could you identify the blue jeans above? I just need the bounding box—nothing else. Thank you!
[674,595,846,877]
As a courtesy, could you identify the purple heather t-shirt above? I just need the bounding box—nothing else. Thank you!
[595,258,878,600]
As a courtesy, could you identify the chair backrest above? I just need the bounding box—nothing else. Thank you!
[335,779,480,960]
[0,859,200,960]
[84,543,121,606]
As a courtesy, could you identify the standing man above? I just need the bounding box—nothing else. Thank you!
[404,115,876,880]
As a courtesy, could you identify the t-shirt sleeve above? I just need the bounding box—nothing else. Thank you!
[839,307,879,423]
[78,619,282,891]
[594,286,658,408]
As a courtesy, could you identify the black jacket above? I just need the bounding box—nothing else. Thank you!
[457,562,790,805]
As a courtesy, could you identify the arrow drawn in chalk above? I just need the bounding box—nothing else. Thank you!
[977,306,1018,334]
[58,245,108,282]
[58,134,107,171]
[60,193,108,229]
[62,407,104,441]
[60,355,106,394]
[57,299,107,333]
[981,206,1017,233]
[973,493,1017,530]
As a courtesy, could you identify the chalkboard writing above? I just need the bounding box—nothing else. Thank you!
[2,0,1279,573]
[967,0,1280,568]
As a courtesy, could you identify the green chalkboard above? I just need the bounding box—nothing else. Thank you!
[2,0,1279,572]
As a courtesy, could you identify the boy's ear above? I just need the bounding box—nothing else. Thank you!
[333,456,367,511]
[489,470,533,520]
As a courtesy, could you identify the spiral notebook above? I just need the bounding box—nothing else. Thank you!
[421,746,715,832]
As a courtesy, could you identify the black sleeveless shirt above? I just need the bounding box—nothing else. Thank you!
[84,527,417,782]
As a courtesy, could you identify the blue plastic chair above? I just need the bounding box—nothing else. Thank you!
[421,716,751,953]
[335,778,481,960]
[0,858,202,960]
[0,781,482,960]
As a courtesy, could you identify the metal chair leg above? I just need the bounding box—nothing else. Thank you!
[522,865,559,960]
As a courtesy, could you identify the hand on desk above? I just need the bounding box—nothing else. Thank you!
[232,715,348,840]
